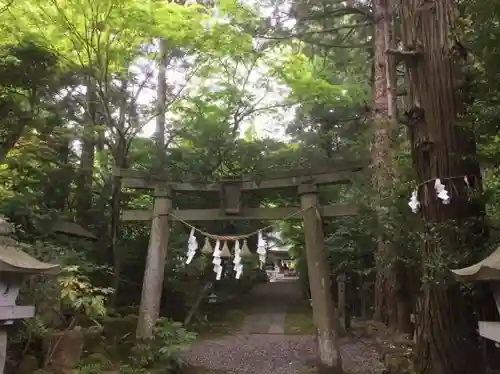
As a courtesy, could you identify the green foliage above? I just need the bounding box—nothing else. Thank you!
[76,363,106,374]
[274,52,360,108]
[59,265,114,317]
[128,318,196,370]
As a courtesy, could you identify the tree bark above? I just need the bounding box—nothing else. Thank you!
[400,1,486,372]
[371,0,399,327]
[75,76,96,225]
[155,39,167,169]
[109,79,129,307]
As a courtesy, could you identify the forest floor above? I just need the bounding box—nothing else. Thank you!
[183,279,385,374]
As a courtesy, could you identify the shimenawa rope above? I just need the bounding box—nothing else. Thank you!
[154,205,316,241]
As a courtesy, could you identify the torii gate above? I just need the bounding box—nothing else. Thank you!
[115,162,363,370]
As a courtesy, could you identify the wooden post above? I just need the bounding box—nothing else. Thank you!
[360,281,371,319]
[337,273,346,318]
[184,282,212,326]
[338,272,351,331]
[344,273,351,331]
[136,185,171,338]
[299,183,343,373]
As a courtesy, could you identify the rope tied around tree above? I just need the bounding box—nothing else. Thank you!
[414,174,475,189]
[409,174,477,213]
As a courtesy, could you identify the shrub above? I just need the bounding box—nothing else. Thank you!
[128,318,197,370]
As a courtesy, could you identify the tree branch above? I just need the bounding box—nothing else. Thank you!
[297,6,373,23]
[262,22,371,41]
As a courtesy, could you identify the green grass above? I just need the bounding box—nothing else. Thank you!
[284,302,315,335]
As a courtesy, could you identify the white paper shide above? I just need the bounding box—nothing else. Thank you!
[256,230,267,269]
[212,239,223,280]
[233,240,244,279]
[185,228,198,264]
[408,189,420,213]
[409,177,454,213]
[434,178,450,204]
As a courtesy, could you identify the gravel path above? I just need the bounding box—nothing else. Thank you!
[184,280,382,374]
[239,280,293,334]
[185,334,316,374]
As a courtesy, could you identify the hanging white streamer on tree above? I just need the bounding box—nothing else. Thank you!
[212,239,223,280]
[233,240,243,279]
[185,228,198,264]
[256,230,267,269]
[434,178,450,204]
[408,189,420,213]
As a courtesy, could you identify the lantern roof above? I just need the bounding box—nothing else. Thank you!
[452,246,500,282]
[0,217,59,274]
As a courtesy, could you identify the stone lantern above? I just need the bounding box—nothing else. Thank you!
[0,216,59,372]
[452,246,500,344]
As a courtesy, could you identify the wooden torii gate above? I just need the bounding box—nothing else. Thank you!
[116,162,362,370]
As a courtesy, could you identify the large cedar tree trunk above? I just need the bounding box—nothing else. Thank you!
[371,0,402,329]
[400,1,485,373]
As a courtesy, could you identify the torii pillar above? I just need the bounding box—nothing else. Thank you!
[299,183,343,373]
